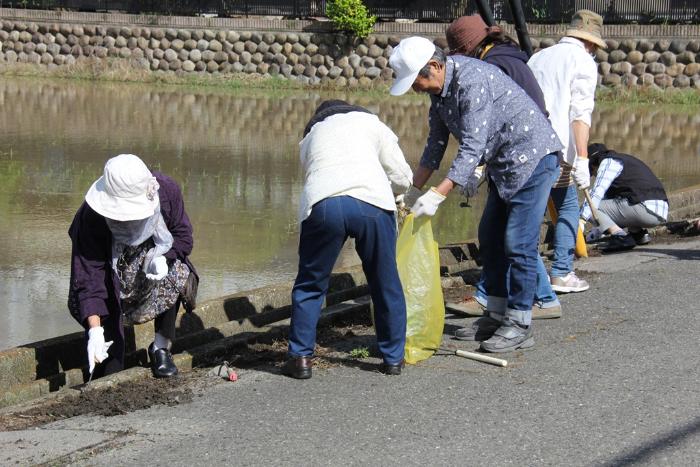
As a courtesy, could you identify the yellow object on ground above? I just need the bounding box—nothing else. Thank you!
[547,198,588,258]
[396,214,445,364]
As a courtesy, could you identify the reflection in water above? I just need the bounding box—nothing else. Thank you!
[0,78,698,349]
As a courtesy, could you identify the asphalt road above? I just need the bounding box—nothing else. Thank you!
[2,237,699,466]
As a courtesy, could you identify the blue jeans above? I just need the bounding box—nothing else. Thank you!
[289,196,406,365]
[550,184,580,278]
[478,153,560,326]
[473,255,559,308]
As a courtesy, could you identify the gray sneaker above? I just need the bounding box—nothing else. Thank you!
[550,272,589,293]
[480,322,534,353]
[454,315,501,341]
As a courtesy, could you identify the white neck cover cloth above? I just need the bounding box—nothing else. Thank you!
[105,199,174,274]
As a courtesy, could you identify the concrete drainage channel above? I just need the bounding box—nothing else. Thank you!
[0,267,371,410]
[1,185,699,413]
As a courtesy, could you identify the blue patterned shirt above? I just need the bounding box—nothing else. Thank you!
[420,55,563,200]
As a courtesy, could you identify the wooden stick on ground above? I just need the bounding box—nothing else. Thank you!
[439,348,508,367]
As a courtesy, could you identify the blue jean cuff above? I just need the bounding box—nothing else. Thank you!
[486,295,507,313]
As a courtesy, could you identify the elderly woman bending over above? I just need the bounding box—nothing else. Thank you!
[68,154,197,379]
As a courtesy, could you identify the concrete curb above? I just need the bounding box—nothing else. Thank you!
[0,266,368,409]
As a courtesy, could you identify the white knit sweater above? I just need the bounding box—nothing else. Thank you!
[298,111,413,223]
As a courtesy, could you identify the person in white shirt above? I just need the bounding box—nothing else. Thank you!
[528,9,606,293]
[282,100,413,379]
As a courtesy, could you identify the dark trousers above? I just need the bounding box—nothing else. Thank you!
[289,196,406,365]
[92,301,178,377]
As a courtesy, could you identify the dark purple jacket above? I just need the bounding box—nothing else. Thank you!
[482,43,548,115]
[68,172,195,336]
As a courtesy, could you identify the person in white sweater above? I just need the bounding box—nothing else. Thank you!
[282,100,413,379]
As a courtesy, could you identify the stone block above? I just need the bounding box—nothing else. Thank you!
[189,49,201,62]
[209,40,222,52]
[632,62,647,76]
[608,49,626,64]
[643,51,660,63]
[183,39,197,51]
[611,61,632,75]
[684,62,700,76]
[177,29,191,41]
[626,50,643,65]
[201,50,215,62]
[674,75,690,88]
[602,73,621,86]
[647,62,665,74]
[203,30,216,41]
[654,39,670,52]
[171,39,184,52]
[619,39,637,53]
[666,63,684,77]
[677,51,695,65]
[659,51,676,66]
[669,40,686,54]
[164,49,177,62]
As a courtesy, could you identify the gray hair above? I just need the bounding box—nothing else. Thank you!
[418,46,446,78]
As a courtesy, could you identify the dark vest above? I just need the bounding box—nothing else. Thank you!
[598,152,667,205]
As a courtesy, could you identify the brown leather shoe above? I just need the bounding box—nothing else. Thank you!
[281,356,313,379]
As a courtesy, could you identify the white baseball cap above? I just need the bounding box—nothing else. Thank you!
[388,36,436,96]
[85,154,160,221]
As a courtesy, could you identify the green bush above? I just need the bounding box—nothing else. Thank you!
[326,0,377,39]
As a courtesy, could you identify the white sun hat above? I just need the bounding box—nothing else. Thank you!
[85,154,159,221]
[388,36,437,96]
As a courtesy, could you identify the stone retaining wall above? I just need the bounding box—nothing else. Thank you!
[1,8,700,89]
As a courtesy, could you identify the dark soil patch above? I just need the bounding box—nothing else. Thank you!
[0,372,205,431]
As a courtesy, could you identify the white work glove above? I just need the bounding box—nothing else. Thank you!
[572,157,591,189]
[411,187,446,218]
[396,185,423,210]
[87,326,113,374]
[145,255,168,281]
[464,165,485,197]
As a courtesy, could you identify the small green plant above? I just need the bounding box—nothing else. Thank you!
[349,347,370,359]
[326,0,376,39]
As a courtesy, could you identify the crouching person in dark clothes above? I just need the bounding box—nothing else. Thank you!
[282,100,413,379]
[68,154,197,379]
[581,143,668,251]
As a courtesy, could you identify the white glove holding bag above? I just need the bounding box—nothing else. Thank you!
[87,326,113,374]
[572,157,591,189]
[396,185,423,210]
[411,187,446,218]
[145,255,168,281]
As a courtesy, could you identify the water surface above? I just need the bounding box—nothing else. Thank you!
[1,78,698,349]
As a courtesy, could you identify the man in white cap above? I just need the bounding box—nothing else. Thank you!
[388,36,563,352]
[528,9,606,294]
[68,154,197,379]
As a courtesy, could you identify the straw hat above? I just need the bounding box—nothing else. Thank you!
[566,9,606,49]
[85,154,159,221]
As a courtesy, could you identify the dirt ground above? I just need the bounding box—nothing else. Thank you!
[0,314,379,432]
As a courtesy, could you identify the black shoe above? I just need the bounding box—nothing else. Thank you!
[600,234,636,252]
[631,229,651,245]
[281,356,313,379]
[148,344,178,378]
[380,361,404,375]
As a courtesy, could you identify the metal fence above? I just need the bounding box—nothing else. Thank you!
[1,0,698,23]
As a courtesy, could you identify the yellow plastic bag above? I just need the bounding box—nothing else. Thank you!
[396,214,445,364]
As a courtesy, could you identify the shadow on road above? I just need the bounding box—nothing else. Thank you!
[635,247,700,261]
[600,416,700,466]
